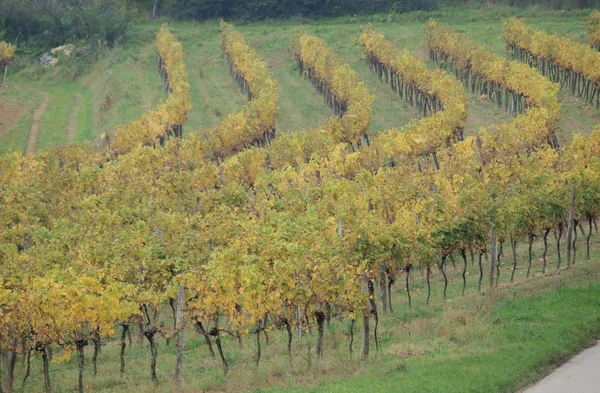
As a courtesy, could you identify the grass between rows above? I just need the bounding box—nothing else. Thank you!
[2,4,600,154]
[9,232,600,392]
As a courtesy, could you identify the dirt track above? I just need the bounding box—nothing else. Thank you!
[25,95,49,155]
[66,93,83,143]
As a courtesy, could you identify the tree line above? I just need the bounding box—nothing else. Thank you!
[151,0,437,20]
[0,0,130,51]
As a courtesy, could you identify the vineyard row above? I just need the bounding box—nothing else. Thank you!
[2,20,600,393]
[505,18,600,109]
[111,25,191,155]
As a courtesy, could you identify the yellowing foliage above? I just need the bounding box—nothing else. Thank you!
[504,18,600,108]
[112,25,191,155]
[292,32,374,147]
[426,20,560,149]
[0,41,15,64]
[4,19,600,388]
[200,21,279,160]
[588,11,600,49]
[359,27,467,161]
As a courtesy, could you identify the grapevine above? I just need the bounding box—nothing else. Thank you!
[293,32,374,148]
[0,41,15,86]
[505,18,600,108]
[197,21,279,161]
[0,41,15,65]
[359,26,467,161]
[2,20,600,393]
[588,11,600,50]
[426,21,560,149]
[112,25,191,155]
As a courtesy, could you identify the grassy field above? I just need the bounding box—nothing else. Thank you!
[2,4,600,392]
[2,5,600,155]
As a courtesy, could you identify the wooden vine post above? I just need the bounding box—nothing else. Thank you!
[566,187,576,269]
[489,225,497,291]
[175,282,185,385]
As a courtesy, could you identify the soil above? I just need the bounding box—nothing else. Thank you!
[25,95,49,155]
[0,101,28,142]
[67,93,83,143]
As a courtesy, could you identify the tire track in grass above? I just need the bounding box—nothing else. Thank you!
[66,93,83,143]
[25,94,49,155]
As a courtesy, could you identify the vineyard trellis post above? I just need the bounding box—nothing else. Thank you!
[152,0,159,19]
[2,43,10,87]
[489,225,497,291]
[566,187,576,269]
[175,283,185,385]
[296,305,302,339]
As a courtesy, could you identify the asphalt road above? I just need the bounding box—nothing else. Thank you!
[523,341,600,393]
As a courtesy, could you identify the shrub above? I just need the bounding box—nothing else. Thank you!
[0,0,131,53]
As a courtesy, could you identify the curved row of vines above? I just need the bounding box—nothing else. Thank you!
[1,19,600,393]
[505,18,600,109]
[111,25,191,155]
